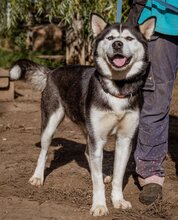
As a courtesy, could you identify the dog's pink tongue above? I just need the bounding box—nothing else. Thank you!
[113,57,126,67]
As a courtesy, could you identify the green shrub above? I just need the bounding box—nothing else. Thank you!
[0,49,64,69]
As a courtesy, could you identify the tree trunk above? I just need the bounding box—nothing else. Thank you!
[6,0,11,29]
[66,15,85,65]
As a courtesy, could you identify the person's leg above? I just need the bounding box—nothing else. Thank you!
[135,35,178,204]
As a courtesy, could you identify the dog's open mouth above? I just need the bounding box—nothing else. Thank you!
[108,54,132,69]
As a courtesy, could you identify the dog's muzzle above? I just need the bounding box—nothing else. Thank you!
[107,53,132,68]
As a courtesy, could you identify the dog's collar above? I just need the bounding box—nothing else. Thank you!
[95,71,141,99]
[115,93,133,99]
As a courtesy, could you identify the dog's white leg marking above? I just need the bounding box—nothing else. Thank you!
[111,135,132,209]
[29,107,64,186]
[111,110,139,209]
[89,108,118,216]
[85,144,112,184]
[103,174,112,184]
[84,144,90,166]
[88,137,109,217]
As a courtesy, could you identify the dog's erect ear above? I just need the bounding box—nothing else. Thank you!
[91,13,107,37]
[139,17,156,40]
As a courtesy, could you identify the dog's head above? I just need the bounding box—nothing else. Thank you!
[91,14,155,80]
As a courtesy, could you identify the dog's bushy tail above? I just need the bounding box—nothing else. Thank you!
[9,59,50,91]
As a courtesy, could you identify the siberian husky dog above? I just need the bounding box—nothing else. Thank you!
[10,14,155,217]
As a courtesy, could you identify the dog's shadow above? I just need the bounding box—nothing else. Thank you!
[34,115,178,189]
[35,137,137,189]
[36,138,89,179]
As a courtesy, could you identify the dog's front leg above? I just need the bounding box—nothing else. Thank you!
[111,135,132,209]
[111,111,139,209]
[87,136,108,217]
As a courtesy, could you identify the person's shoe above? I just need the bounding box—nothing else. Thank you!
[139,183,162,205]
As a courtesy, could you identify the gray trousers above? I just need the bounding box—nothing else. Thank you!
[135,34,178,179]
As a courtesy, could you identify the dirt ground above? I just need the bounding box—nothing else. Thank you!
[0,72,178,220]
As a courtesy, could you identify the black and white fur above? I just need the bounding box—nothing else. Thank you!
[10,14,155,216]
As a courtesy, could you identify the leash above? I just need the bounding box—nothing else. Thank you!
[116,0,123,22]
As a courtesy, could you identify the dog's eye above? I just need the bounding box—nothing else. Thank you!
[107,36,114,40]
[126,36,134,41]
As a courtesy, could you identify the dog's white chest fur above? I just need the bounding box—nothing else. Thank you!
[106,93,130,116]
[90,94,137,138]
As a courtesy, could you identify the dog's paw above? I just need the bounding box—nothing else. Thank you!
[90,205,109,217]
[113,199,132,209]
[29,176,43,186]
[103,175,112,184]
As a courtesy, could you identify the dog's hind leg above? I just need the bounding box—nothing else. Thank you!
[29,101,65,187]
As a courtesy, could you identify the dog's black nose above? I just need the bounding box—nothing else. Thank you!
[112,41,123,50]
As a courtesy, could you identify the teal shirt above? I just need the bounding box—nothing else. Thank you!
[138,0,178,36]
